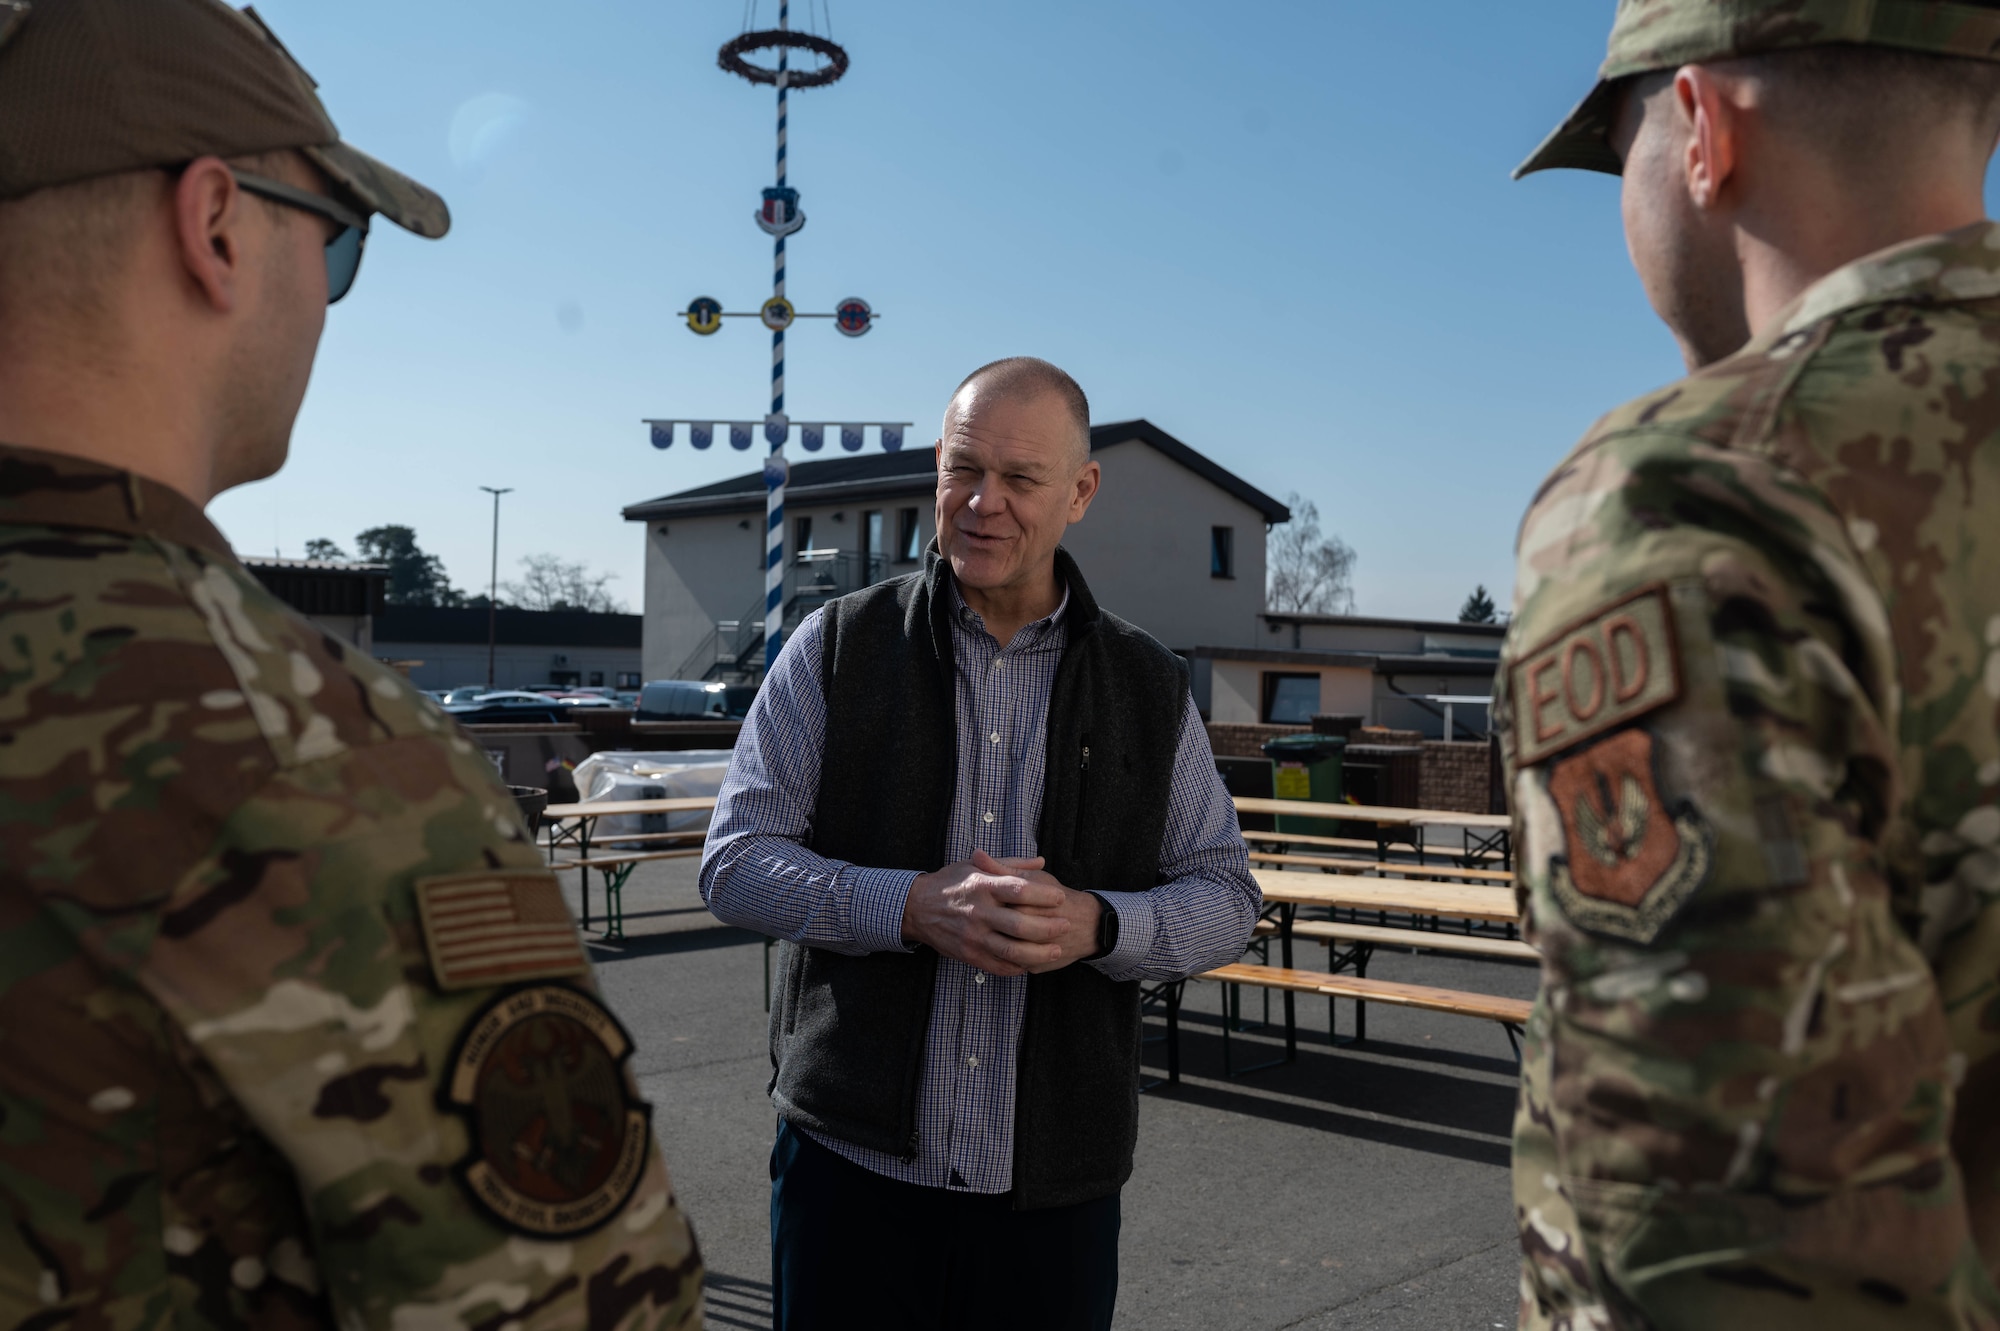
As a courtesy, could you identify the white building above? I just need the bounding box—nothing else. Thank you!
[622,420,1292,681]
[1190,613,1505,739]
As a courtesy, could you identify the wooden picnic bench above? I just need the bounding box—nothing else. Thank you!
[1245,849,1516,884]
[1239,828,1507,864]
[1232,797,1513,870]
[1154,870,1527,1080]
[1183,963,1532,1074]
[543,797,718,934]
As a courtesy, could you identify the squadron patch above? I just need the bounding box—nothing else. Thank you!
[1546,729,1711,944]
[443,985,651,1238]
[1510,584,1681,767]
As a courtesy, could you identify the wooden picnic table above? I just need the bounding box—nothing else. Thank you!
[1231,797,1512,869]
[542,796,719,931]
[1254,869,1518,924]
[1224,868,1523,1057]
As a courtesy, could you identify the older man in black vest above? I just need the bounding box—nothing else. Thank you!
[701,357,1260,1331]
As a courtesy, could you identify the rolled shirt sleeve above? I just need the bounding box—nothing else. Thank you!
[701,610,916,955]
[1088,695,1261,982]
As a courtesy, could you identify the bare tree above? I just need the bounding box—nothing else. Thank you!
[1266,495,1357,614]
[503,553,623,613]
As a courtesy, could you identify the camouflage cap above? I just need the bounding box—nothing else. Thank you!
[0,0,447,237]
[1515,0,2000,178]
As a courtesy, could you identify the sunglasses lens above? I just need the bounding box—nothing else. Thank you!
[324,225,365,304]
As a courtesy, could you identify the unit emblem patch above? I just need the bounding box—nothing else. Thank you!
[1546,729,1711,944]
[1510,584,1681,766]
[443,985,651,1238]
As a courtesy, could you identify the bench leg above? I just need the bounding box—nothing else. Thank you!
[1503,1022,1522,1065]
[602,862,635,940]
[1142,980,1182,1092]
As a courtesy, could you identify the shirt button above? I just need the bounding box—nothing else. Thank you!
[993,660,1005,670]
[989,731,1001,744]
[974,973,986,985]
[967,1055,979,1069]
[982,811,995,824]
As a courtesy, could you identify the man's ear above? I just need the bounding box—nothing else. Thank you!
[172,156,248,314]
[1068,460,1101,523]
[1675,66,1738,210]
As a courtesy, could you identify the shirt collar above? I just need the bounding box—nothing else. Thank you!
[0,442,237,561]
[948,576,1071,647]
[1770,219,2000,342]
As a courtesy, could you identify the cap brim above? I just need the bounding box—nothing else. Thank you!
[303,140,450,238]
[1513,78,1624,180]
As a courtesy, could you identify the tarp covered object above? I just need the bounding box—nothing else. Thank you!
[571,749,733,848]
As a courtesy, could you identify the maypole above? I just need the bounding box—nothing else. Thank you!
[647,4,907,676]
[763,0,790,667]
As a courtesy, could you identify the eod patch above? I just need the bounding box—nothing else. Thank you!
[443,984,651,1238]
[1509,584,1680,767]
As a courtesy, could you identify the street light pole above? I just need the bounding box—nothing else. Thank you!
[479,486,512,689]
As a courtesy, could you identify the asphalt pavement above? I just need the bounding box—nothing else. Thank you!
[563,855,1533,1331]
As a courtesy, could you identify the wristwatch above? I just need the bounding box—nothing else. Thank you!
[1085,892,1118,961]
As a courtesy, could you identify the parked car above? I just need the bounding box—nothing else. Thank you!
[635,679,730,720]
[444,698,569,725]
[439,685,494,706]
[723,683,759,719]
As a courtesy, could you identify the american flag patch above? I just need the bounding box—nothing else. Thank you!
[415,871,590,992]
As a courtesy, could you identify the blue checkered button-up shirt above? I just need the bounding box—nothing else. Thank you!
[701,585,1259,1193]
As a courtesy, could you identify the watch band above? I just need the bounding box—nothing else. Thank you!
[1085,892,1118,961]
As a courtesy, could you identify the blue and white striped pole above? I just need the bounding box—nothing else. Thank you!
[762,0,792,673]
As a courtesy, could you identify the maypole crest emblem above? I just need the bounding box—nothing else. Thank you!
[684,296,723,336]
[835,297,873,337]
[760,296,796,331]
[756,186,806,237]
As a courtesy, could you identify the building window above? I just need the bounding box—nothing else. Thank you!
[588,671,604,687]
[616,672,641,688]
[793,515,813,557]
[1211,526,1234,579]
[898,507,922,561]
[861,510,883,580]
[1262,672,1320,724]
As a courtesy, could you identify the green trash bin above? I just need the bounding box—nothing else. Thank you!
[1261,733,1347,838]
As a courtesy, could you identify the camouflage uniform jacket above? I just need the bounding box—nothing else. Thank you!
[1499,222,2000,1329]
[0,446,702,1331]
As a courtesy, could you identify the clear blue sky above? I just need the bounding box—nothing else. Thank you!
[214,0,1698,619]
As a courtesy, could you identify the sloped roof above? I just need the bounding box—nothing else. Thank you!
[621,419,1291,523]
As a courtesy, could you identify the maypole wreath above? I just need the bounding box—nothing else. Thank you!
[717,29,849,87]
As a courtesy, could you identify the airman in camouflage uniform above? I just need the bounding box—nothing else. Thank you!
[0,1,701,1328]
[1502,2,2000,1326]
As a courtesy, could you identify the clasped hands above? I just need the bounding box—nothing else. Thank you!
[900,850,1102,977]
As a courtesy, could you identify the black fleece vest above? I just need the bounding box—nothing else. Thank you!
[767,548,1188,1209]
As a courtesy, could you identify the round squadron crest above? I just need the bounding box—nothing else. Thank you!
[443,985,651,1238]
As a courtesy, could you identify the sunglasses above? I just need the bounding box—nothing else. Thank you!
[229,169,370,304]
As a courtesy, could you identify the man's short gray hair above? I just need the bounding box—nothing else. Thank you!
[946,356,1091,465]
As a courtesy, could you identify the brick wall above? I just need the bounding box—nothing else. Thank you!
[1204,722,1308,760]
[1420,741,1492,814]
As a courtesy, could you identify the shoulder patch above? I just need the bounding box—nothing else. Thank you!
[1546,730,1712,944]
[415,871,589,992]
[1510,584,1681,767]
[443,984,651,1238]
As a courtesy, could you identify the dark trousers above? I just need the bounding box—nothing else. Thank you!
[770,1120,1120,1331]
